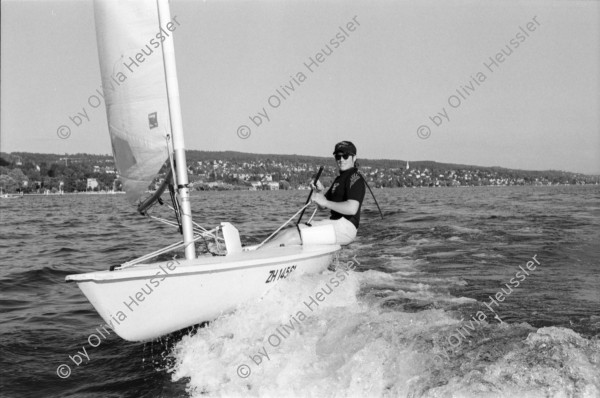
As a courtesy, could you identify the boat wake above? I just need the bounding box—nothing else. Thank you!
[167,252,600,397]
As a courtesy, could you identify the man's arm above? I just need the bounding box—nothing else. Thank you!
[312,193,359,215]
[310,181,329,211]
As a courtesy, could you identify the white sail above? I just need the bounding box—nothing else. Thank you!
[93,0,171,202]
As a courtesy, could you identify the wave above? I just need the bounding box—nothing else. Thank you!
[168,264,600,397]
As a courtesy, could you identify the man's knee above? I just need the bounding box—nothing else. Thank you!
[300,224,337,245]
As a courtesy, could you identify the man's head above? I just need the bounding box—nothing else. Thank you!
[333,141,357,172]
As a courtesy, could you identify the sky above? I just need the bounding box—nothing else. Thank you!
[1,0,599,174]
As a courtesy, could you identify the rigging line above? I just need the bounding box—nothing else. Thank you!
[306,207,318,225]
[357,170,384,219]
[163,203,218,238]
[119,241,185,269]
[192,220,212,234]
[147,215,223,241]
[176,198,192,235]
[148,215,190,230]
[198,232,224,256]
[168,182,183,233]
[256,202,312,249]
[169,206,208,231]
[165,134,183,233]
[147,215,178,227]
[119,232,216,269]
[166,135,178,188]
[155,203,221,239]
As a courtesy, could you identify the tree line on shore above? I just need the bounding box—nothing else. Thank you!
[0,151,597,193]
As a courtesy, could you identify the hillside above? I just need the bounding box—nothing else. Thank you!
[0,151,597,193]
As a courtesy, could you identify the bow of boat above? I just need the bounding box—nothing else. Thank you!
[65,244,340,341]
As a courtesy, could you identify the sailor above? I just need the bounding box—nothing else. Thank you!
[262,141,365,248]
[307,140,365,244]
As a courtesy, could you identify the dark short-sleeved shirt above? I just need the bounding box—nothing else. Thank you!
[324,167,366,229]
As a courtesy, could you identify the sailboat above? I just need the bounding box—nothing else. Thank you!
[66,0,340,342]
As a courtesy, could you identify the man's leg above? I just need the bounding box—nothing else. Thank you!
[309,219,356,245]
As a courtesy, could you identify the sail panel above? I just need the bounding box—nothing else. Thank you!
[94,0,171,202]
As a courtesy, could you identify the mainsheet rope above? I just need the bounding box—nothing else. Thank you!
[256,202,312,249]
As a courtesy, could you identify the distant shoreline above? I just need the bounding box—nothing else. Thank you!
[29,184,600,194]
[21,191,126,197]
[4,184,597,198]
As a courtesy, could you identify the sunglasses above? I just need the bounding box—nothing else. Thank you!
[334,153,352,160]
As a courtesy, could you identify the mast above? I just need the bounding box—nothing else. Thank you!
[157,0,195,260]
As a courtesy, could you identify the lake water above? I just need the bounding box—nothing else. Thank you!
[1,186,599,397]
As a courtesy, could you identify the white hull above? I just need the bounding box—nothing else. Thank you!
[66,244,339,341]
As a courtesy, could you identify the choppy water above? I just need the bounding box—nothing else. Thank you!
[1,186,599,397]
